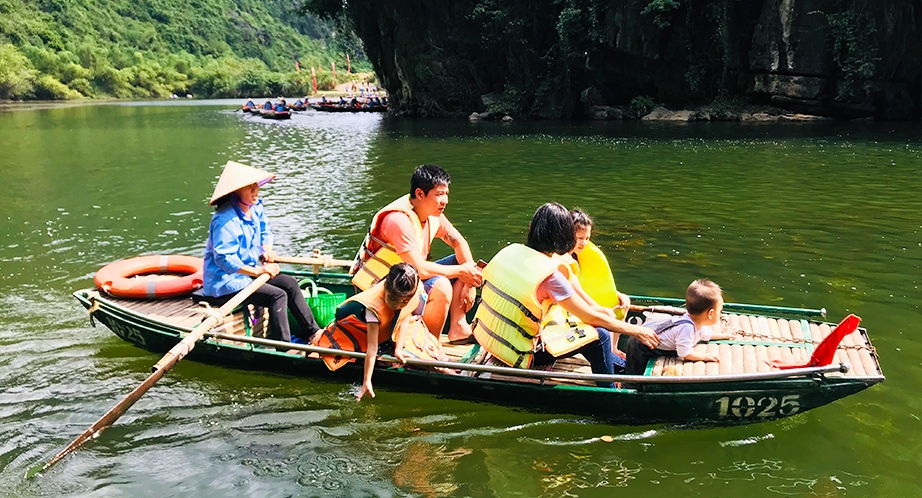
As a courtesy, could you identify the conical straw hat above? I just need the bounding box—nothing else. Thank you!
[209,161,275,205]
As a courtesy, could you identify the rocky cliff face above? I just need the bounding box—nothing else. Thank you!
[338,0,919,120]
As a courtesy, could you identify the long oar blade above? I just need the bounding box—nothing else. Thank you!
[32,273,271,477]
[35,365,169,475]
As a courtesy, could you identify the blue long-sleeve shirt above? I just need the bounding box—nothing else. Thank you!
[203,200,273,297]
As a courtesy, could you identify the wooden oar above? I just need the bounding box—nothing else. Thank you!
[273,255,353,270]
[34,273,271,476]
[202,331,848,383]
[629,304,687,315]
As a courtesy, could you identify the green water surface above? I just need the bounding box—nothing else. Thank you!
[0,101,919,497]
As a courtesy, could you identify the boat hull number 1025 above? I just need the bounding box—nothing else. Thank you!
[715,394,801,418]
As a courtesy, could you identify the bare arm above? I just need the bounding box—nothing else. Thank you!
[437,218,474,265]
[397,247,482,286]
[558,292,659,349]
[393,316,413,364]
[681,348,720,362]
[707,325,737,341]
[357,322,380,401]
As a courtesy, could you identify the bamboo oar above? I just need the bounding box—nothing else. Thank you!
[628,304,687,315]
[628,295,826,318]
[273,255,353,268]
[34,273,271,476]
[202,331,849,383]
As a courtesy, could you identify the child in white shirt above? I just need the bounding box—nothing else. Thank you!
[625,279,735,375]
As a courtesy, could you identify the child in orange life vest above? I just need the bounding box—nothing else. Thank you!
[312,262,425,401]
[624,279,737,375]
[360,263,425,400]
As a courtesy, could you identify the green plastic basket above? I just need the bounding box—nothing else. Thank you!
[299,279,347,328]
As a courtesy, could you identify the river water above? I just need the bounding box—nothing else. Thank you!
[0,100,918,497]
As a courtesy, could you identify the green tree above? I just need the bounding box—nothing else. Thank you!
[0,44,37,99]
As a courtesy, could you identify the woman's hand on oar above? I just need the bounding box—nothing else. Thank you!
[32,273,271,477]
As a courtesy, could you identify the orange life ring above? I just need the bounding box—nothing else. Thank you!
[94,255,204,298]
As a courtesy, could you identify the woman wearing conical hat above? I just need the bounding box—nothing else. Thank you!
[203,161,320,345]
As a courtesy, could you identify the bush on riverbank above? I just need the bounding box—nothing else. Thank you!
[0,0,370,100]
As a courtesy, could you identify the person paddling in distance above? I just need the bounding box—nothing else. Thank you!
[624,279,736,376]
[351,164,483,345]
[203,161,321,348]
[472,202,659,388]
[313,263,430,401]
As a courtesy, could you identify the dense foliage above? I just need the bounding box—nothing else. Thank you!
[0,0,370,100]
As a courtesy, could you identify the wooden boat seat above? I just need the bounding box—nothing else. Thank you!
[102,291,269,341]
[644,313,880,378]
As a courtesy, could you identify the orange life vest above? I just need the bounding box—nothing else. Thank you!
[351,195,441,290]
[316,280,423,371]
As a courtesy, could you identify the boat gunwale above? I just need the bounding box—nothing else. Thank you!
[73,288,885,386]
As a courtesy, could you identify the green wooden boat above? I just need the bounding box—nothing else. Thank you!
[73,269,883,426]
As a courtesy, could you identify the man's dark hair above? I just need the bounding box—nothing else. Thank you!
[385,262,419,297]
[410,164,451,197]
[526,203,576,255]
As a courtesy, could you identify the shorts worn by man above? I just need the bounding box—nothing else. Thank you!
[351,164,482,344]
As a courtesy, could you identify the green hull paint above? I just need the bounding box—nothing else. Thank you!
[74,275,883,426]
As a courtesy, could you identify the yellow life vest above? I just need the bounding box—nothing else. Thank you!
[542,253,601,356]
[472,244,565,368]
[316,281,423,371]
[351,195,440,290]
[573,241,624,319]
[540,305,599,357]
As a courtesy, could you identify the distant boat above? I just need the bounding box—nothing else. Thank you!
[310,103,387,113]
[260,110,291,120]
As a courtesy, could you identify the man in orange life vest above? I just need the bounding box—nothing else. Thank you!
[351,164,483,344]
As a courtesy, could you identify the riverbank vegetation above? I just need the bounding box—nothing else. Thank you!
[0,0,371,100]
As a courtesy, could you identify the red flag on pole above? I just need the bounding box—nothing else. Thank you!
[346,55,351,74]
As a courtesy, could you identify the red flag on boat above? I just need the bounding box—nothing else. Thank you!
[766,314,861,369]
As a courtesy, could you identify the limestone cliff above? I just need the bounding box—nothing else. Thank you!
[310,0,920,120]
